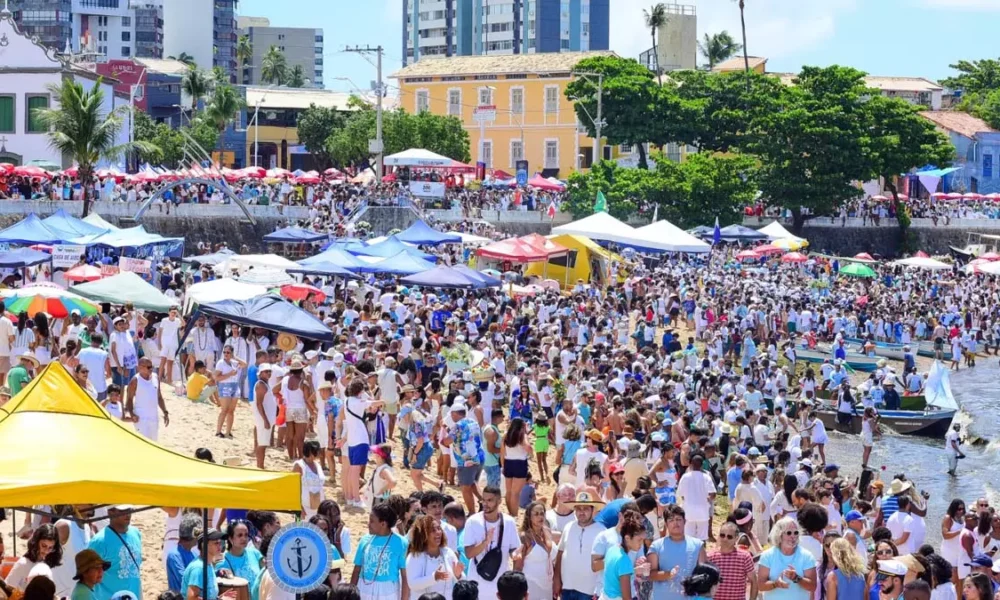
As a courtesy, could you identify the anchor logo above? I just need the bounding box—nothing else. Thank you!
[0,34,8,48]
[285,537,314,578]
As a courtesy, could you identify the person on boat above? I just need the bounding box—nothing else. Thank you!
[883,381,901,411]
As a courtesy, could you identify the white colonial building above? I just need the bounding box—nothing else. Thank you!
[0,5,130,168]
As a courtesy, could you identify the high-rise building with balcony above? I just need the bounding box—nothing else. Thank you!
[132,0,162,58]
[214,0,237,81]
[9,0,74,51]
[237,17,324,88]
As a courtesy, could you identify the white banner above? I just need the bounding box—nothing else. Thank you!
[101,265,120,277]
[409,181,446,198]
[118,257,151,274]
[53,245,86,268]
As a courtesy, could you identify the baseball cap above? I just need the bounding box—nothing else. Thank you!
[965,553,994,569]
[877,559,908,577]
[845,510,864,523]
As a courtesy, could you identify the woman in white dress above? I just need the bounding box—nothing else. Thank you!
[32,313,54,366]
[405,515,463,600]
[805,410,829,465]
[11,312,35,359]
[512,501,555,600]
[293,439,325,520]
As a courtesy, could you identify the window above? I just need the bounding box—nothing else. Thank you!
[985,154,994,179]
[80,0,120,7]
[121,16,130,26]
[121,31,130,41]
[545,140,559,168]
[121,46,130,56]
[510,139,524,166]
[26,95,49,133]
[544,85,559,114]
[481,140,493,168]
[619,143,633,154]
[510,87,524,115]
[416,89,430,113]
[447,89,461,116]
[0,96,14,133]
[478,87,493,106]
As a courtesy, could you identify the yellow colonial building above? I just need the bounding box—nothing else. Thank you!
[392,51,616,178]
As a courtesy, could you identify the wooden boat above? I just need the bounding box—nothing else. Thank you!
[794,348,881,372]
[841,337,905,361]
[815,389,927,411]
[916,340,939,358]
[815,408,956,438]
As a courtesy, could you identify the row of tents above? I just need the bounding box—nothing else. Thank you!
[0,210,183,253]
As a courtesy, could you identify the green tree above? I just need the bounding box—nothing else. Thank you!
[35,79,156,216]
[286,65,307,88]
[236,34,253,84]
[261,46,288,85]
[974,88,1000,130]
[655,152,757,227]
[204,84,244,131]
[297,104,346,169]
[940,59,1000,96]
[181,68,210,112]
[643,3,668,85]
[169,52,196,68]
[698,31,742,70]
[211,66,228,86]
[134,117,219,169]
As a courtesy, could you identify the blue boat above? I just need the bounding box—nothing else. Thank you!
[841,337,905,361]
[794,348,880,372]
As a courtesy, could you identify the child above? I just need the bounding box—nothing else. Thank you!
[532,407,551,484]
[185,360,217,404]
[517,471,537,510]
[362,444,397,508]
[442,502,469,571]
[103,384,124,420]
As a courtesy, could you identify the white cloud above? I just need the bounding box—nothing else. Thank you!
[921,0,1000,9]
[609,0,857,66]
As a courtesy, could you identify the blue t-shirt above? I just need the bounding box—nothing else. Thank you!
[602,545,634,599]
[353,533,408,583]
[595,499,630,529]
[165,545,197,592]
[650,535,703,600]
[456,529,469,571]
[727,467,744,501]
[221,547,263,600]
[88,526,143,600]
[757,545,816,600]
[182,558,218,600]
[246,365,259,402]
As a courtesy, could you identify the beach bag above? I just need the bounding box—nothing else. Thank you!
[474,516,505,582]
[276,398,287,427]
[362,464,388,509]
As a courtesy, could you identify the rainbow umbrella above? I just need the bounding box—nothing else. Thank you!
[6,287,99,318]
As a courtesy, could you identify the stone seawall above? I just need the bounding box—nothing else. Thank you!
[800,225,986,257]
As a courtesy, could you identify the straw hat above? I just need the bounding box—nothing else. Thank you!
[276,332,298,352]
[19,351,39,368]
[889,479,913,495]
[564,490,606,509]
[72,550,110,580]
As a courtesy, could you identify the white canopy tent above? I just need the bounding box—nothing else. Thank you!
[553,212,705,253]
[635,220,711,254]
[758,221,807,244]
[890,256,952,271]
[384,149,455,167]
[449,231,492,245]
[184,279,268,312]
[217,254,301,273]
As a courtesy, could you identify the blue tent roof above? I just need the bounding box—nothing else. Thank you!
[367,251,436,275]
[717,224,768,242]
[351,235,435,261]
[41,209,108,239]
[185,294,334,342]
[451,264,502,287]
[319,238,367,252]
[298,247,370,272]
[913,166,962,177]
[0,248,53,268]
[400,266,487,289]
[0,214,64,245]
[287,260,360,279]
[262,227,328,244]
[396,220,461,246]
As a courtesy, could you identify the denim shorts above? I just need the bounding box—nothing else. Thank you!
[412,444,434,470]
[348,443,369,466]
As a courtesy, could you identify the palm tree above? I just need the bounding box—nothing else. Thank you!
[286,65,306,88]
[169,52,196,68]
[643,3,667,85]
[698,31,742,70]
[236,34,253,84]
[35,79,157,217]
[734,0,750,76]
[181,68,210,112]
[261,45,288,85]
[211,66,228,86]
[204,85,245,131]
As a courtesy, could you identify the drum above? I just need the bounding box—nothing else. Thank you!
[217,576,249,600]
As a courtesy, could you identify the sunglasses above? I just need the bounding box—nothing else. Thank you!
[718,533,735,539]
[783,530,800,537]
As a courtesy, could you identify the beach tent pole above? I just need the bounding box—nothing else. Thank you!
[202,508,209,597]
[10,510,15,555]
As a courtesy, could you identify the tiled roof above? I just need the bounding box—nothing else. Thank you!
[712,56,767,72]
[919,110,996,139]
[392,51,617,78]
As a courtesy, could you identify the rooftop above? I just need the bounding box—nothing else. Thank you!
[773,72,942,93]
[919,110,997,139]
[712,56,767,72]
[244,87,365,111]
[135,57,193,76]
[392,51,617,79]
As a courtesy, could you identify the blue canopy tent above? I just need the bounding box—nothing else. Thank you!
[351,235,436,261]
[717,224,768,242]
[687,225,716,240]
[451,264,502,287]
[319,238,367,252]
[396,220,461,246]
[366,251,435,276]
[41,209,108,239]
[180,294,334,345]
[287,260,360,279]
[0,214,64,245]
[0,248,53,268]
[183,248,236,266]
[262,227,328,244]
[298,247,371,272]
[73,226,185,258]
[399,265,489,289]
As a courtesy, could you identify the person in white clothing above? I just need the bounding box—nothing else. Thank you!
[0,301,15,387]
[463,487,520,600]
[125,357,169,441]
[52,506,93,598]
[252,363,277,469]
[293,440,325,519]
[676,454,716,540]
[553,491,607,599]
[406,515,464,600]
[156,307,183,384]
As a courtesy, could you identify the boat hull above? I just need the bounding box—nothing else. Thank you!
[842,338,905,361]
[795,348,880,372]
[816,409,955,438]
[816,389,927,411]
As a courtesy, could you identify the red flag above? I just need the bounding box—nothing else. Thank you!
[547,201,556,219]
[514,191,522,206]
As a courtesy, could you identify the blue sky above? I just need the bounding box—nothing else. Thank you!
[239,0,1000,93]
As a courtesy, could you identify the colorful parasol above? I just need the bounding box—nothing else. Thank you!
[735,250,760,260]
[840,262,876,278]
[6,288,98,318]
[279,283,326,302]
[781,251,809,263]
[64,264,105,283]
[772,237,808,251]
[754,244,783,254]
[979,252,1000,261]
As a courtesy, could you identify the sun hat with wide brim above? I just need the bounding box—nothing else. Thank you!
[564,490,606,509]
[889,479,913,495]
[19,351,40,368]
[73,549,111,580]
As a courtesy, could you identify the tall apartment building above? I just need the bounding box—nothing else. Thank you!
[402,0,609,65]
[237,17,324,88]
[214,0,237,80]
[163,0,237,79]
[10,0,161,59]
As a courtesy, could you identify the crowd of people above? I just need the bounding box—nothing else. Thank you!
[1,216,1000,600]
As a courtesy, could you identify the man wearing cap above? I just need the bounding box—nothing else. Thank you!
[182,528,231,600]
[69,549,111,600]
[252,362,276,469]
[843,510,868,563]
[446,402,485,513]
[964,553,1000,594]
[87,505,142,600]
[61,309,86,351]
[165,514,202,593]
[876,559,908,600]
[125,356,169,441]
[553,491,607,600]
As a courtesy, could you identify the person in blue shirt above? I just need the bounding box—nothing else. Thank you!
[220,521,264,600]
[351,502,410,600]
[182,528,231,600]
[165,515,202,593]
[87,506,143,600]
[602,512,647,600]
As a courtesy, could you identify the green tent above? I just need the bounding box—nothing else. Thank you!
[839,262,876,278]
[70,271,179,313]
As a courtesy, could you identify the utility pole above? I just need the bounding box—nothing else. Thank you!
[345,45,385,179]
[573,71,606,165]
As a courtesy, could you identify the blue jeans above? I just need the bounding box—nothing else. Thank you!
[113,367,135,387]
[562,590,594,600]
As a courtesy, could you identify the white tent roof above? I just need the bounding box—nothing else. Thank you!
[635,220,711,254]
[184,279,268,312]
[219,254,301,273]
[890,256,951,270]
[553,212,706,253]
[759,221,806,243]
[450,231,492,245]
[82,213,119,231]
[384,148,455,167]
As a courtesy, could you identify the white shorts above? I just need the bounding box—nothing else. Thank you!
[134,416,159,441]
[685,519,710,540]
[314,411,329,449]
[160,341,179,358]
[253,408,277,447]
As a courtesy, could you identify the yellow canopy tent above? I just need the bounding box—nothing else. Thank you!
[524,234,624,289]
[0,363,300,510]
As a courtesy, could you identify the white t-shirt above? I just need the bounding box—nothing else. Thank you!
[344,395,372,446]
[463,513,519,599]
[676,470,715,521]
[573,448,607,487]
[887,511,917,555]
[557,520,606,595]
[159,317,182,346]
[77,347,109,393]
[945,430,961,455]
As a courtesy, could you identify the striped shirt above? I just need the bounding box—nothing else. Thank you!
[706,548,755,600]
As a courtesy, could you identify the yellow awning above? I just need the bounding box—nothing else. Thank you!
[0,363,300,510]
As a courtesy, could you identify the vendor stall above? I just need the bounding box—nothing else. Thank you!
[71,271,179,312]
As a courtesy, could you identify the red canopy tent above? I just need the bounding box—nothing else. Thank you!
[476,235,568,263]
[781,252,808,263]
[13,165,51,179]
[491,170,513,179]
[519,233,570,258]
[526,174,564,192]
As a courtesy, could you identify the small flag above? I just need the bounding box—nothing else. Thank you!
[652,204,658,222]
[514,190,522,207]
[547,201,556,219]
[713,217,721,245]
[594,190,608,213]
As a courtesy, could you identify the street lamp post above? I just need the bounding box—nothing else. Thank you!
[572,71,606,164]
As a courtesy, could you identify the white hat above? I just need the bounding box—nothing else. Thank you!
[877,559,908,577]
[450,402,467,414]
[333,352,344,363]
[304,350,319,360]
[258,363,273,372]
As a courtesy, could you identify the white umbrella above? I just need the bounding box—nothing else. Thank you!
[890,257,951,271]
[237,268,295,286]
